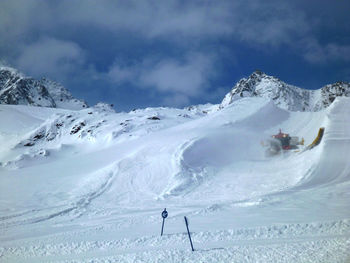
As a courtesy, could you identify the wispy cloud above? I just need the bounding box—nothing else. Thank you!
[302,38,350,64]
[17,37,85,80]
[2,0,348,67]
[0,1,337,57]
[108,53,215,107]
[0,0,349,108]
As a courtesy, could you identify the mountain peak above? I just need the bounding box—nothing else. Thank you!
[0,67,88,110]
[220,71,350,111]
[251,69,265,77]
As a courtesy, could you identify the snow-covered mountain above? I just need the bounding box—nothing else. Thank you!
[221,70,350,111]
[2,66,348,113]
[1,96,350,262]
[0,66,88,110]
[1,67,350,262]
[312,81,350,111]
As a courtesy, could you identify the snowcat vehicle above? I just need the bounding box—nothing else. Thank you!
[263,127,325,156]
[264,129,304,156]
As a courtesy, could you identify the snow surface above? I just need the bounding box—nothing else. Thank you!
[0,97,350,262]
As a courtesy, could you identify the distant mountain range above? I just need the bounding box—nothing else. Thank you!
[221,70,350,111]
[1,66,349,111]
[0,66,88,110]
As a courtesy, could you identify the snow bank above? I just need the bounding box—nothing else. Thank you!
[1,97,350,262]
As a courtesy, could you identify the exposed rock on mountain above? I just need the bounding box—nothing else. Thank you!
[0,67,88,110]
[312,81,350,111]
[221,70,350,111]
[2,66,349,113]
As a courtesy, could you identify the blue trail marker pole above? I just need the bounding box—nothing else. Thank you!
[184,216,194,252]
[161,208,168,236]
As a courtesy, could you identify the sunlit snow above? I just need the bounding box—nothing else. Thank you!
[0,97,349,262]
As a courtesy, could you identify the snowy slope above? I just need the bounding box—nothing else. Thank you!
[0,67,88,110]
[0,96,350,262]
[221,70,350,112]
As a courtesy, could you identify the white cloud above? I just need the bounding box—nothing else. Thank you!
[107,53,214,104]
[0,0,53,52]
[107,64,136,84]
[1,0,348,72]
[50,0,312,49]
[162,93,190,107]
[0,0,349,109]
[17,37,85,80]
[107,53,218,107]
[57,0,234,39]
[141,54,212,96]
[0,1,314,49]
[227,2,310,47]
[302,38,350,64]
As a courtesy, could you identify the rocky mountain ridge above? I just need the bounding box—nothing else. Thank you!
[0,66,88,110]
[312,81,350,110]
[1,66,349,112]
[221,70,350,111]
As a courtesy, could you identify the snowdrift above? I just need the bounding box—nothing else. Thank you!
[0,97,350,262]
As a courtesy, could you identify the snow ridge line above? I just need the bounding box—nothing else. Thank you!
[288,98,350,191]
[162,139,204,198]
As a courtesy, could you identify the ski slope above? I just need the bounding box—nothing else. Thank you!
[0,97,349,262]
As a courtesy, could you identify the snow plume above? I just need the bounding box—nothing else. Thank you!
[183,128,265,169]
[163,127,268,198]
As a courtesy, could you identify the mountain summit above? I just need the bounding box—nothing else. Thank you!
[1,66,349,112]
[221,71,350,111]
[0,66,88,110]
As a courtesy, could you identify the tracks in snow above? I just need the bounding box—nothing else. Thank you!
[1,219,349,262]
[0,164,120,227]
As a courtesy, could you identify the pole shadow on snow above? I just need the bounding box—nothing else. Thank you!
[195,247,226,252]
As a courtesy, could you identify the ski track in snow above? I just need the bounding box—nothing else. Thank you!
[0,164,120,227]
[1,220,350,262]
[1,97,350,262]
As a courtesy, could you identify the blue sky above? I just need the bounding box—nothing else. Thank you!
[1,0,349,111]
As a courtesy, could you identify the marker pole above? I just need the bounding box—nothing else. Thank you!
[184,216,194,252]
[161,217,165,236]
[161,208,168,236]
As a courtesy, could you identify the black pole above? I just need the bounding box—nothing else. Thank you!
[161,208,168,236]
[184,216,194,252]
[161,218,165,236]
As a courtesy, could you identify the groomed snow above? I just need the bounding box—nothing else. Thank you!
[0,97,349,262]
